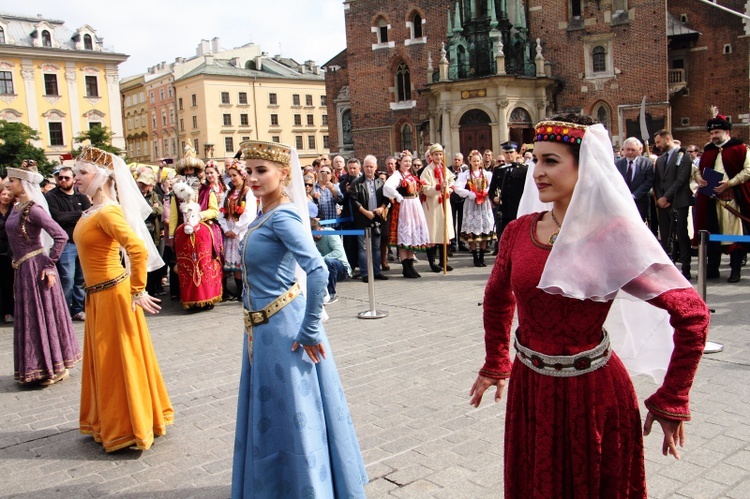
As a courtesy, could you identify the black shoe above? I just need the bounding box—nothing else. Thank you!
[728,272,741,283]
[362,276,368,283]
[707,269,721,279]
[458,242,470,252]
[374,274,389,280]
[682,272,692,281]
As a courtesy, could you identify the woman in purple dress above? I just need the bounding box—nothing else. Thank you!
[5,160,81,386]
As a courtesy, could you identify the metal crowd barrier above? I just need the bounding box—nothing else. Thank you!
[697,231,750,354]
[312,223,388,320]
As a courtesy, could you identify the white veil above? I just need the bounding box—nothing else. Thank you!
[517,123,691,382]
[22,176,54,254]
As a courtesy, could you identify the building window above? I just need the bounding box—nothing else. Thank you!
[377,19,389,43]
[48,122,63,146]
[593,102,611,130]
[125,96,131,107]
[0,71,13,94]
[269,93,278,105]
[139,91,145,103]
[191,94,197,106]
[271,114,279,126]
[295,135,304,150]
[0,27,5,44]
[160,89,165,100]
[308,135,316,150]
[294,114,302,126]
[292,94,301,106]
[241,136,250,141]
[178,98,183,110]
[323,135,329,149]
[322,114,328,126]
[171,138,177,155]
[272,135,280,143]
[44,74,58,96]
[225,136,234,153]
[307,115,314,126]
[180,118,184,131]
[239,92,248,104]
[396,61,411,101]
[306,94,313,106]
[240,113,249,126]
[192,116,198,128]
[320,95,327,106]
[162,111,167,126]
[85,76,99,97]
[136,142,141,156]
[223,114,232,126]
[168,87,173,98]
[592,46,606,73]
[193,139,198,151]
[401,123,413,151]
[90,122,102,130]
[570,0,582,18]
[83,34,93,50]
[150,92,155,103]
[152,114,157,128]
[221,91,230,104]
[42,30,52,47]
[134,116,140,128]
[169,108,175,124]
[154,141,159,158]
[412,13,423,38]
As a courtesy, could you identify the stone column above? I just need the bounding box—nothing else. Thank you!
[496,98,509,148]
[65,62,81,139]
[21,60,41,148]
[106,66,125,150]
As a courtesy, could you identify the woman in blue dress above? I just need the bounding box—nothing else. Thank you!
[231,140,367,498]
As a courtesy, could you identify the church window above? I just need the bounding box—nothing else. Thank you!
[412,14,422,38]
[400,123,413,151]
[396,62,411,102]
[592,46,606,73]
[378,19,388,43]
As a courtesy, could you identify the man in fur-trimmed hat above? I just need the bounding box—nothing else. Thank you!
[694,112,750,283]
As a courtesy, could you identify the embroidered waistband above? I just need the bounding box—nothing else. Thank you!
[12,248,44,269]
[514,329,611,378]
[84,272,129,294]
[243,281,301,331]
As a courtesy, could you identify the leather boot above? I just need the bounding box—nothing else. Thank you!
[426,246,441,273]
[472,250,481,267]
[404,259,420,278]
[234,278,244,300]
[479,249,487,267]
[409,258,421,278]
[437,245,454,271]
[729,251,743,283]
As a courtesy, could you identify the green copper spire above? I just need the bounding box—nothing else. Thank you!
[447,7,453,37]
[489,0,499,29]
[454,2,463,34]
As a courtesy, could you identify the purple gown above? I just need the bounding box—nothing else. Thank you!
[6,202,81,383]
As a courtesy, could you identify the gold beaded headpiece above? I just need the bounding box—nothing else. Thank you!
[6,159,43,184]
[240,140,292,168]
[534,120,588,145]
[177,144,205,173]
[76,146,115,170]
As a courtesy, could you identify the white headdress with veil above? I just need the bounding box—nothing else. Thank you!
[518,121,691,382]
[6,160,54,253]
[74,146,164,272]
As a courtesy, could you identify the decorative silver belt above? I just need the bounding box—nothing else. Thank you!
[514,329,611,377]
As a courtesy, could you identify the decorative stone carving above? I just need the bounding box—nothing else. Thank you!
[497,98,510,108]
[39,63,61,72]
[21,69,35,80]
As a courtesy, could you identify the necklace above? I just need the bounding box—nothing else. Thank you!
[548,209,562,245]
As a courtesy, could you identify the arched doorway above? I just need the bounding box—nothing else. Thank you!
[459,109,492,156]
[508,107,534,148]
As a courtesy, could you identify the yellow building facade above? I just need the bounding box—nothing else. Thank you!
[0,14,127,163]
[121,74,149,162]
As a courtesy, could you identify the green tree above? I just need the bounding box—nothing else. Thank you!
[72,125,122,157]
[0,121,51,177]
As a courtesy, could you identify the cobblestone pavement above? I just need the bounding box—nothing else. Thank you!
[1,251,749,498]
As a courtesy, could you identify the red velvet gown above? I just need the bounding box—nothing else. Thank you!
[481,213,709,498]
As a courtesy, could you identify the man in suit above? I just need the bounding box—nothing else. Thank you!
[338,157,362,275]
[615,137,654,222]
[350,155,389,283]
[654,129,694,279]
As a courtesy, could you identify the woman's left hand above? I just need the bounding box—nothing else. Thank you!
[643,410,685,459]
[291,341,326,363]
[132,293,162,314]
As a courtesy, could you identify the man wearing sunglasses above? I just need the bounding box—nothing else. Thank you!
[45,166,91,320]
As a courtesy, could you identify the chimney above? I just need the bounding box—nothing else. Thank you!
[211,37,221,54]
[254,56,263,71]
[205,54,214,65]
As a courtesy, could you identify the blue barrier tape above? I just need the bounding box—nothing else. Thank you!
[319,217,353,226]
[312,229,365,236]
[708,234,750,243]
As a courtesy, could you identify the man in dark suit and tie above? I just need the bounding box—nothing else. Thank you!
[615,137,654,222]
[350,155,390,283]
[654,129,694,279]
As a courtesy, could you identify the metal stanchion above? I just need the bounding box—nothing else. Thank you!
[699,230,724,354]
[358,227,388,320]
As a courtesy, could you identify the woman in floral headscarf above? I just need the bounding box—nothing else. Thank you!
[218,162,256,301]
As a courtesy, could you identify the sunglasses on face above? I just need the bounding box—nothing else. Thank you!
[58,176,72,181]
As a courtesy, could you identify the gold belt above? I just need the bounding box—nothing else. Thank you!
[243,281,301,330]
[12,248,44,269]
[84,272,129,294]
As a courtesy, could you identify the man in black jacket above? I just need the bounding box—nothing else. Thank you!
[350,155,389,283]
[45,166,90,320]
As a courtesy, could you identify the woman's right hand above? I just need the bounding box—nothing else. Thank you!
[469,374,506,407]
[132,293,162,314]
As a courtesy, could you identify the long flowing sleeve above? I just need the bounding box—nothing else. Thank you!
[29,204,68,267]
[454,171,471,198]
[200,191,220,221]
[480,219,519,378]
[99,205,149,294]
[642,287,709,421]
[233,190,256,235]
[272,208,328,346]
[383,172,403,202]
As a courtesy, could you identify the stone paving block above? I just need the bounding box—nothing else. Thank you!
[677,477,735,499]
[646,474,683,498]
[702,461,748,485]
[388,478,443,498]
[728,478,750,498]
[364,476,400,497]
[365,461,395,480]
[87,475,140,497]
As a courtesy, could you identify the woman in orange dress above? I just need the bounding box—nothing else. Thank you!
[74,146,173,452]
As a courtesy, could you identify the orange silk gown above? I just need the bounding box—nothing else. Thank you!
[74,203,174,452]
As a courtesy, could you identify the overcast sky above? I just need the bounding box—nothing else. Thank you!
[7,0,347,78]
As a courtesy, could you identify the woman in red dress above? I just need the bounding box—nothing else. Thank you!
[470,114,710,497]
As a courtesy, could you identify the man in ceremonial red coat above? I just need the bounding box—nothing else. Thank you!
[694,114,750,282]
